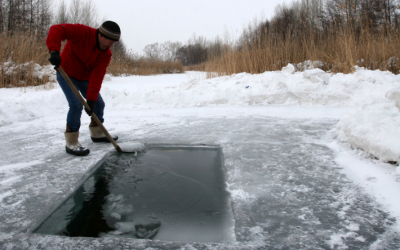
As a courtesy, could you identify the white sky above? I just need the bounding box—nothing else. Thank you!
[57,0,289,53]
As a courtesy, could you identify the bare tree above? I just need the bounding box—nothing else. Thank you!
[0,1,2,32]
[54,0,68,24]
[160,41,182,61]
[68,0,98,27]
[143,43,161,60]
[80,0,98,27]
[7,0,14,31]
[0,0,52,33]
[68,0,80,24]
[37,0,52,33]
[111,38,127,57]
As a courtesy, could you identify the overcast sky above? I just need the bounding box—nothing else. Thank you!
[59,0,291,54]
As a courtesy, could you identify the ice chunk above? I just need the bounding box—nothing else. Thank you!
[107,193,124,202]
[107,194,115,202]
[110,203,134,215]
[310,75,322,83]
[135,220,161,239]
[111,212,121,220]
[303,68,329,84]
[281,63,295,74]
[386,89,400,110]
[113,219,161,239]
[113,194,123,202]
[115,222,136,233]
[303,68,325,78]
[322,74,330,85]
[118,142,145,153]
[109,230,124,235]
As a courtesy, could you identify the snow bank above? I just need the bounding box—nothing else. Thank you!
[333,68,400,162]
[337,102,400,163]
[100,66,398,110]
[0,61,56,87]
[0,87,66,126]
[0,64,399,162]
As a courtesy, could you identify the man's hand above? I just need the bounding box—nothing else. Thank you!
[85,100,96,116]
[48,51,61,69]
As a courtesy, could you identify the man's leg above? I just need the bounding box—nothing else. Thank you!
[56,72,90,156]
[75,80,118,143]
[57,72,84,131]
[76,81,105,124]
[88,97,118,142]
[89,94,105,126]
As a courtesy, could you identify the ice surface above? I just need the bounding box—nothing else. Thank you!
[1,67,400,162]
[96,68,400,163]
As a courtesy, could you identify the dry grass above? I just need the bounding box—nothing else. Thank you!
[0,32,51,88]
[183,63,206,72]
[0,32,184,88]
[205,25,400,76]
[3,22,398,88]
[108,54,184,76]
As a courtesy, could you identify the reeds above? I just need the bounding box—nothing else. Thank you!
[108,53,183,76]
[0,32,184,88]
[183,63,206,72]
[0,31,51,88]
[205,23,400,76]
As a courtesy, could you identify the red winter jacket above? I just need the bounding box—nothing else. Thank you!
[46,23,112,101]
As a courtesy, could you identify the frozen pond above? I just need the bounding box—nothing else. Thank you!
[0,106,399,249]
[35,146,234,243]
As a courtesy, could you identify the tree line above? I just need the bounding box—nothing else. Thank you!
[1,0,399,68]
[0,0,52,34]
[0,0,214,66]
[239,0,400,49]
[0,0,102,34]
[160,0,400,66]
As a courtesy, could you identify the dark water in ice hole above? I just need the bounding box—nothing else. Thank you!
[34,146,234,243]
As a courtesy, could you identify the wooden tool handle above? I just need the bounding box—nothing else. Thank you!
[58,67,122,153]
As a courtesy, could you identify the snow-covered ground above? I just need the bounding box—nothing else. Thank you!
[0,65,400,249]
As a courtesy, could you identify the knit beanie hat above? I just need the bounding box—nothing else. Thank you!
[98,21,121,41]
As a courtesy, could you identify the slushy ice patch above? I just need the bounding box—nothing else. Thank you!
[34,146,234,243]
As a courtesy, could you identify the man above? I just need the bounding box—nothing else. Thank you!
[46,21,120,156]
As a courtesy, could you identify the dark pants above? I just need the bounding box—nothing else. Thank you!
[57,72,105,132]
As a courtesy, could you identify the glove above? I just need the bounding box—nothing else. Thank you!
[48,51,61,69]
[85,100,96,116]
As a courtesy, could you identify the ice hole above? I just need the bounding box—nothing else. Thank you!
[34,145,235,243]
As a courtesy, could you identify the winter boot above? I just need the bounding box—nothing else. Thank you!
[65,131,90,156]
[89,126,118,143]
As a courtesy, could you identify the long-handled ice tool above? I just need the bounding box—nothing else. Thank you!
[58,66,143,153]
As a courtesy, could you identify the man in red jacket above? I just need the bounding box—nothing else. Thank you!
[46,21,120,156]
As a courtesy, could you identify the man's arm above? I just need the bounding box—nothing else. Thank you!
[46,24,86,52]
[86,52,112,101]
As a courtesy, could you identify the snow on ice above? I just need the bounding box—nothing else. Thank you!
[0,63,400,249]
[117,142,145,153]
